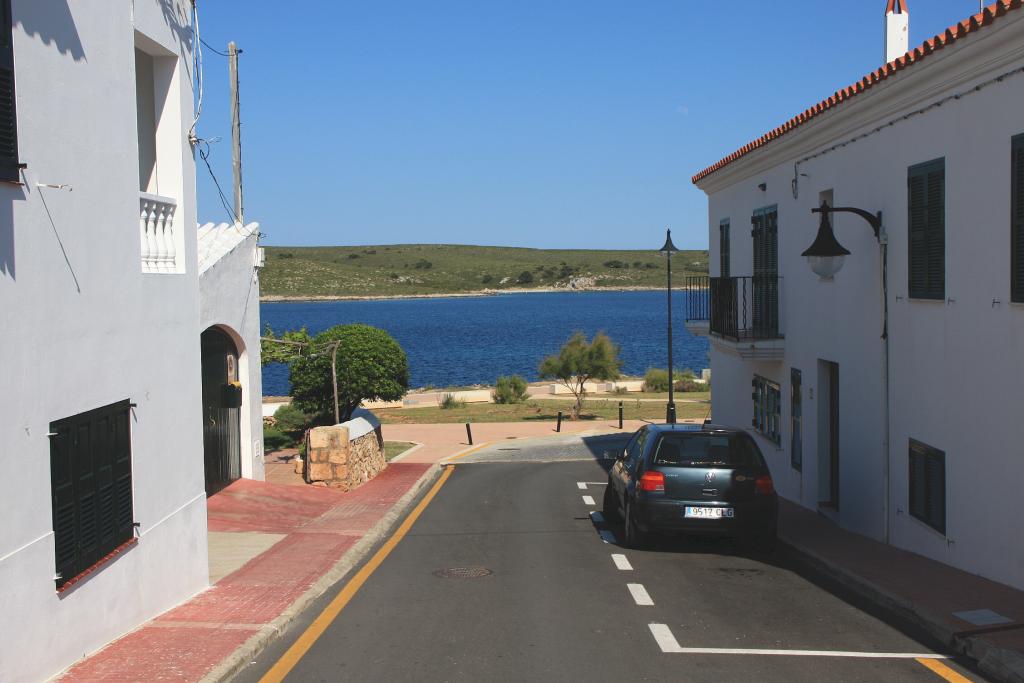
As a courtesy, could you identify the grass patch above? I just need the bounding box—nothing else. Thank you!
[384,441,417,460]
[260,244,708,298]
[374,398,710,425]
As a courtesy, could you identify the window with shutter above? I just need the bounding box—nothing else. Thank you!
[907,159,945,300]
[751,375,781,446]
[1012,135,1024,303]
[751,206,779,337]
[49,400,135,589]
[719,219,730,278]
[0,0,18,182]
[908,439,945,535]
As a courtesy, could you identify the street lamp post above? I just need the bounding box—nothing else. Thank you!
[801,201,893,546]
[660,228,679,424]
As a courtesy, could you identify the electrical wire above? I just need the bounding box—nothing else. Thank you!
[199,36,233,57]
[197,138,244,228]
[792,63,1024,199]
[188,0,203,145]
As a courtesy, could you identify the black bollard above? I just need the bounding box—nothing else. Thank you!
[556,411,563,432]
[618,401,624,429]
[465,422,473,445]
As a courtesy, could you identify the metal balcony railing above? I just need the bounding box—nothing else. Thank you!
[709,276,783,341]
[684,276,710,322]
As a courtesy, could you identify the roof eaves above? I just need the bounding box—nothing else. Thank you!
[691,0,1023,186]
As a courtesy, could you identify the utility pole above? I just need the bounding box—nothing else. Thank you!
[228,41,243,224]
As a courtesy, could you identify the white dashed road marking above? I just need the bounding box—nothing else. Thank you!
[647,624,948,659]
[628,584,654,606]
[612,554,633,571]
[599,530,617,544]
[589,511,604,523]
[582,495,595,505]
[577,482,588,489]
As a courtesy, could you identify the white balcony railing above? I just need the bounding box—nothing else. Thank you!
[139,193,178,273]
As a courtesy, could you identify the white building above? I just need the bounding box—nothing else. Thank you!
[0,2,263,681]
[199,222,266,489]
[689,0,1024,590]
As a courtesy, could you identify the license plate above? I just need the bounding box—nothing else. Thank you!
[684,506,734,519]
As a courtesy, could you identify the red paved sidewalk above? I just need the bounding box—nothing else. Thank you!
[59,462,433,682]
[779,499,1024,682]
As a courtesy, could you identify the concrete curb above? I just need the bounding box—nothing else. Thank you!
[200,463,445,683]
[780,536,1024,683]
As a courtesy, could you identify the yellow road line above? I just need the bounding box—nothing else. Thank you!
[443,441,491,463]
[259,465,455,683]
[916,657,972,682]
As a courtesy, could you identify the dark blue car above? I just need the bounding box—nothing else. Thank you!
[603,423,778,551]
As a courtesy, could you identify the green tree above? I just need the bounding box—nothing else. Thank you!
[285,324,409,423]
[261,325,312,366]
[538,332,621,419]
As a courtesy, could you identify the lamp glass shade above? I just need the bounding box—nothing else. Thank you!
[807,254,845,279]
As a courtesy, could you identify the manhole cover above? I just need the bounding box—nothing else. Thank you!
[433,567,493,579]
[715,568,764,578]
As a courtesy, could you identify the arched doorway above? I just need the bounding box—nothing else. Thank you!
[201,327,242,495]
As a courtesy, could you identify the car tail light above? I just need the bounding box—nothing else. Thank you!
[755,474,775,495]
[638,471,665,492]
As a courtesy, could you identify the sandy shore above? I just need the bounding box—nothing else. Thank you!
[260,285,668,303]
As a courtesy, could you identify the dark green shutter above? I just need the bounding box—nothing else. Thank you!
[909,439,945,535]
[751,207,779,336]
[1012,135,1024,303]
[49,400,134,588]
[0,0,18,182]
[908,159,945,300]
[719,220,730,278]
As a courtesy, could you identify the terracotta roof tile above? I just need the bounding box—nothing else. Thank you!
[691,0,1023,185]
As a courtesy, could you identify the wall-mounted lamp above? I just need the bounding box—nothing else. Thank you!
[801,201,883,278]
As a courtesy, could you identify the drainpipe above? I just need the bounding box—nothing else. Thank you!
[880,225,891,545]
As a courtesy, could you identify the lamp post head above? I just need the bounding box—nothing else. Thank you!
[659,228,679,255]
[802,201,851,279]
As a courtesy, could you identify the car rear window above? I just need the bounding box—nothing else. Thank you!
[651,433,763,468]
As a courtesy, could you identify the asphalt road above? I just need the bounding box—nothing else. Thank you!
[238,435,982,682]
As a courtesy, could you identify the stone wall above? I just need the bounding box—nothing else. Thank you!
[304,413,386,491]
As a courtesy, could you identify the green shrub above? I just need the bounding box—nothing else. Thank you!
[274,403,311,435]
[645,368,703,392]
[643,368,671,392]
[439,393,465,409]
[263,425,294,452]
[481,274,494,284]
[676,378,706,393]
[493,375,529,404]
[517,271,534,284]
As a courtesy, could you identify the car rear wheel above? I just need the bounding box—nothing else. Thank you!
[624,500,648,549]
[602,484,621,523]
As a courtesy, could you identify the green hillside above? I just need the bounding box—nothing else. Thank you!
[260,244,708,299]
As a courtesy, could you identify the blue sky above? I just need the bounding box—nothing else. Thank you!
[195,1,985,249]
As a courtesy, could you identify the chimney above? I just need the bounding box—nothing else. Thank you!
[884,0,909,64]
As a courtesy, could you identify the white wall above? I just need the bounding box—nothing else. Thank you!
[199,234,265,481]
[0,3,208,681]
[698,11,1024,589]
